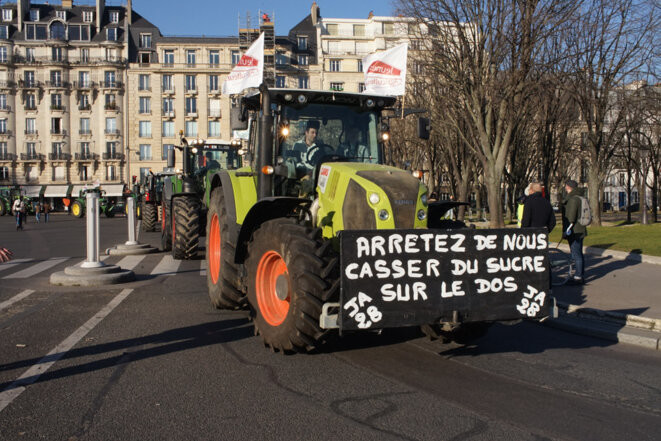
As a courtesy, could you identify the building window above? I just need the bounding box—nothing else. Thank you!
[69,25,89,41]
[51,94,63,110]
[329,59,341,72]
[24,70,35,87]
[26,142,36,156]
[163,98,174,115]
[209,50,219,66]
[80,118,90,135]
[140,33,151,48]
[185,75,196,92]
[162,74,173,91]
[104,71,116,87]
[353,25,365,36]
[162,121,174,137]
[83,11,93,23]
[185,97,197,115]
[275,75,285,88]
[327,24,338,35]
[139,97,151,114]
[30,9,39,21]
[162,144,174,160]
[25,93,36,110]
[52,142,63,156]
[297,36,308,50]
[0,94,6,110]
[298,54,309,66]
[209,99,221,117]
[110,11,119,23]
[56,10,67,21]
[185,121,197,137]
[80,165,88,180]
[298,76,309,89]
[139,121,151,138]
[25,47,35,62]
[163,50,174,66]
[79,94,90,110]
[231,50,240,65]
[0,46,7,63]
[358,83,366,93]
[50,118,62,134]
[357,60,363,72]
[383,22,394,35]
[0,26,8,39]
[330,82,343,91]
[2,9,12,22]
[413,62,423,75]
[78,71,90,87]
[52,47,63,62]
[138,74,150,91]
[186,50,196,66]
[105,117,117,135]
[80,48,89,63]
[139,144,151,161]
[105,93,117,109]
[107,165,116,181]
[52,165,65,181]
[208,75,219,91]
[107,28,117,41]
[0,166,8,180]
[26,24,47,40]
[25,118,36,134]
[208,121,220,137]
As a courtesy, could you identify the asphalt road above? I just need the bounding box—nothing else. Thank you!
[0,214,660,440]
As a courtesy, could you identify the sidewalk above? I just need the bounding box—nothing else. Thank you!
[546,243,661,351]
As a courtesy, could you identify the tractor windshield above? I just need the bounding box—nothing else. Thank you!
[277,103,381,167]
[189,147,241,174]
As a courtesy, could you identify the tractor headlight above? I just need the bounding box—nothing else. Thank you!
[421,194,428,206]
[369,192,380,205]
[378,209,389,221]
[417,209,427,221]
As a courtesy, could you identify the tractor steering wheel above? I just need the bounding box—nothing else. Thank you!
[306,144,335,166]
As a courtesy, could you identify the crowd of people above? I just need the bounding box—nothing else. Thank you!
[12,197,51,231]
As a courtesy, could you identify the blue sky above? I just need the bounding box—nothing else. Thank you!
[130,0,395,36]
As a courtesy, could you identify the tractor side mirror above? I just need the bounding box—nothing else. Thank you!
[230,101,249,131]
[166,148,175,169]
[417,117,430,140]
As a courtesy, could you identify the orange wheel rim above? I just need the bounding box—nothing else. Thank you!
[161,203,166,230]
[256,251,290,326]
[209,213,221,284]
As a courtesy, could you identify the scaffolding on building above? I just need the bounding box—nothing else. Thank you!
[238,11,276,86]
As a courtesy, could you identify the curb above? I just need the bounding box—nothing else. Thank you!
[544,302,661,351]
[551,242,661,266]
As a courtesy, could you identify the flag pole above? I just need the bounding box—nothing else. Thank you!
[401,94,405,119]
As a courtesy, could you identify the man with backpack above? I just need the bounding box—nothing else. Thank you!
[562,180,590,284]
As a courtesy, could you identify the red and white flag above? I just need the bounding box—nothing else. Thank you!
[362,43,408,96]
[222,33,264,95]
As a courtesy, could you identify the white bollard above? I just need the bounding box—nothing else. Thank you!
[125,197,138,245]
[81,192,104,268]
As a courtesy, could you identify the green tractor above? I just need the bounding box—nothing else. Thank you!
[0,187,10,216]
[139,170,174,232]
[161,137,242,259]
[203,85,554,353]
[70,188,117,218]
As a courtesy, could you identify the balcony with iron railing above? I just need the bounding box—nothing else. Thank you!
[50,104,66,112]
[45,81,69,89]
[100,81,123,90]
[0,80,15,88]
[78,104,92,111]
[75,152,97,161]
[0,152,15,161]
[73,81,96,90]
[24,130,38,136]
[104,103,120,112]
[0,130,12,136]
[20,152,43,161]
[18,80,42,89]
[161,86,175,95]
[102,152,124,160]
[50,129,67,136]
[79,129,92,136]
[13,55,128,66]
[104,128,120,136]
[49,152,71,161]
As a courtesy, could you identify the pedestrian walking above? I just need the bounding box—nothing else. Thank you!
[12,197,25,230]
[521,182,556,232]
[35,201,41,223]
[562,180,588,284]
[43,200,50,222]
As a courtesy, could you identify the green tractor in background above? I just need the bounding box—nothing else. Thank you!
[139,170,174,232]
[0,187,10,216]
[70,188,117,218]
[202,86,554,353]
[161,136,242,259]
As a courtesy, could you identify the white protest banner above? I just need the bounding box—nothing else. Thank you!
[362,43,408,96]
[222,33,264,95]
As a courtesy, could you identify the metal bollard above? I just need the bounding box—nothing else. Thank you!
[125,197,138,245]
[81,192,104,268]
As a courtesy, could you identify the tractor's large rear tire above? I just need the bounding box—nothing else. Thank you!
[246,218,339,353]
[172,196,200,260]
[206,188,245,309]
[142,203,157,232]
[71,200,84,218]
[161,200,172,251]
[0,202,6,216]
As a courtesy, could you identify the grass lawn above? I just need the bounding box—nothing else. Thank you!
[548,221,661,256]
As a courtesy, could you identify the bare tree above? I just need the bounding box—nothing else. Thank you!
[565,0,659,225]
[396,0,577,227]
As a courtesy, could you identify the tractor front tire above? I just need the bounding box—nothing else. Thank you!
[172,196,201,260]
[161,200,172,251]
[142,203,157,232]
[246,218,339,353]
[206,188,245,309]
[71,200,84,218]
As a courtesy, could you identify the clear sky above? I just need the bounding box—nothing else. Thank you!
[130,0,396,36]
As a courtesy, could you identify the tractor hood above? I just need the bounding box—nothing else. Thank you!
[315,162,428,238]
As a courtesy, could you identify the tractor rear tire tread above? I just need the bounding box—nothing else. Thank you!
[142,203,157,232]
[172,196,201,260]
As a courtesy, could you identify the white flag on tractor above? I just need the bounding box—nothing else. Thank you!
[362,43,408,96]
[222,33,264,95]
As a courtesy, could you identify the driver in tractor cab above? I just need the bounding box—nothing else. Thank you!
[292,119,320,172]
[341,123,370,161]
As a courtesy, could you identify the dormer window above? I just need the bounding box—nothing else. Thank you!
[56,10,66,21]
[2,9,12,22]
[29,9,39,21]
[107,27,117,41]
[82,11,93,23]
[110,11,119,23]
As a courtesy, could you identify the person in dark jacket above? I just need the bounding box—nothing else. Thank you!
[561,180,588,284]
[521,182,556,232]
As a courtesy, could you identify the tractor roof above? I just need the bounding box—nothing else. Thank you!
[243,88,397,111]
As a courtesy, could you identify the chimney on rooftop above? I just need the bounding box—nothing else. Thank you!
[311,2,319,25]
[62,0,73,8]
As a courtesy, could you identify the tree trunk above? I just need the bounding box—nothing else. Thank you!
[587,166,603,226]
[484,167,504,228]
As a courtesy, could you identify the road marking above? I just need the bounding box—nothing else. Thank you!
[3,257,70,279]
[150,255,180,276]
[0,259,34,273]
[0,290,35,313]
[200,260,206,276]
[0,289,133,413]
[116,255,146,271]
